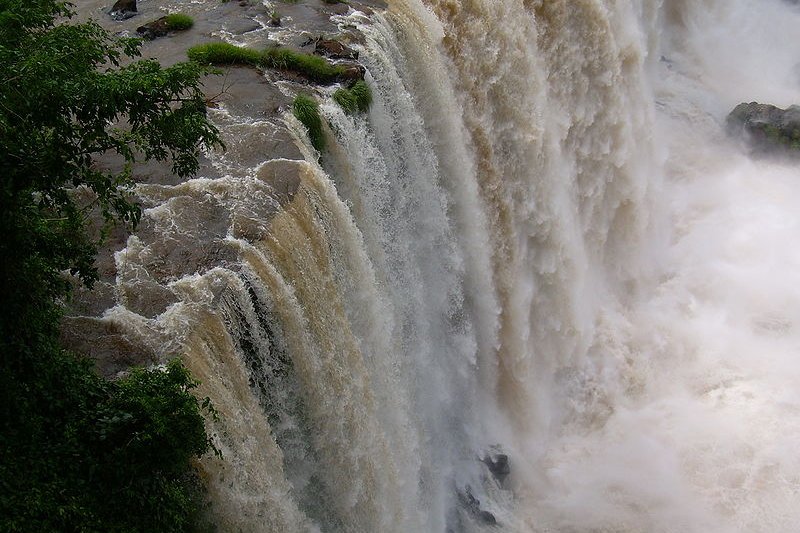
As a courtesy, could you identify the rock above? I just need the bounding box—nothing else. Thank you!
[314,38,359,60]
[478,510,497,525]
[457,487,498,527]
[482,453,511,484]
[269,12,281,27]
[136,17,170,40]
[224,18,262,35]
[727,102,800,154]
[109,0,136,20]
[336,63,366,82]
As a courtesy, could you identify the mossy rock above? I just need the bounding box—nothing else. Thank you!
[727,102,800,155]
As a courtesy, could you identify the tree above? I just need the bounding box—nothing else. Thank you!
[0,1,222,530]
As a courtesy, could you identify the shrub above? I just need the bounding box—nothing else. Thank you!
[0,356,218,533]
[293,94,325,151]
[333,80,372,114]
[164,13,194,31]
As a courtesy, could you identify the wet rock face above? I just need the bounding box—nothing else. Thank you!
[482,453,510,484]
[109,0,136,20]
[314,38,359,60]
[727,102,800,154]
[337,63,367,82]
[457,488,498,526]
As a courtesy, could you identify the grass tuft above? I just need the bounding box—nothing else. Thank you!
[333,87,358,113]
[164,13,194,31]
[293,94,325,152]
[186,42,345,83]
[333,80,372,114]
[187,42,262,66]
[262,47,344,83]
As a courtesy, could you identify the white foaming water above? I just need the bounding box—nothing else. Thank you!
[92,0,800,530]
[522,1,800,532]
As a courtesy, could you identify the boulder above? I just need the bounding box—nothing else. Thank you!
[109,0,136,20]
[314,38,359,60]
[727,102,800,153]
[336,62,366,83]
[136,17,170,40]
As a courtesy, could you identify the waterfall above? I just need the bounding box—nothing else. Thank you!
[81,0,800,530]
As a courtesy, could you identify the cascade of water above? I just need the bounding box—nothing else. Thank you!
[81,0,800,530]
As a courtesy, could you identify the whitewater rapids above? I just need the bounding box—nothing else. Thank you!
[94,0,800,531]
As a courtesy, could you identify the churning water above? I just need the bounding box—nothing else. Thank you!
[98,0,800,531]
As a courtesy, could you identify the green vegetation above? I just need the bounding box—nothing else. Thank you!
[187,41,263,66]
[187,41,346,83]
[264,47,345,83]
[293,94,325,152]
[0,1,222,531]
[333,80,372,114]
[2,359,219,532]
[164,13,194,31]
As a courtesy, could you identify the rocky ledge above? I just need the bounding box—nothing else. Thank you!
[63,0,385,375]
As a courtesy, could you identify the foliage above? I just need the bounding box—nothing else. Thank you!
[0,359,218,533]
[188,41,345,83]
[164,13,194,31]
[293,94,325,152]
[333,80,372,114]
[0,0,221,530]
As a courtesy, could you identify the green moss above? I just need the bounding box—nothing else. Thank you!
[293,94,325,152]
[187,42,263,66]
[164,13,194,31]
[333,80,372,114]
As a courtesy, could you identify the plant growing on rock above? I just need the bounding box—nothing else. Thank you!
[293,94,325,151]
[333,80,372,114]
[187,41,347,84]
[164,13,194,31]
[187,41,263,65]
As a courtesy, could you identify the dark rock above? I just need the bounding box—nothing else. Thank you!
[478,510,497,525]
[727,102,800,154]
[269,12,282,27]
[314,38,359,60]
[457,486,499,527]
[336,63,366,82]
[136,17,170,40]
[109,0,136,20]
[482,453,511,484]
